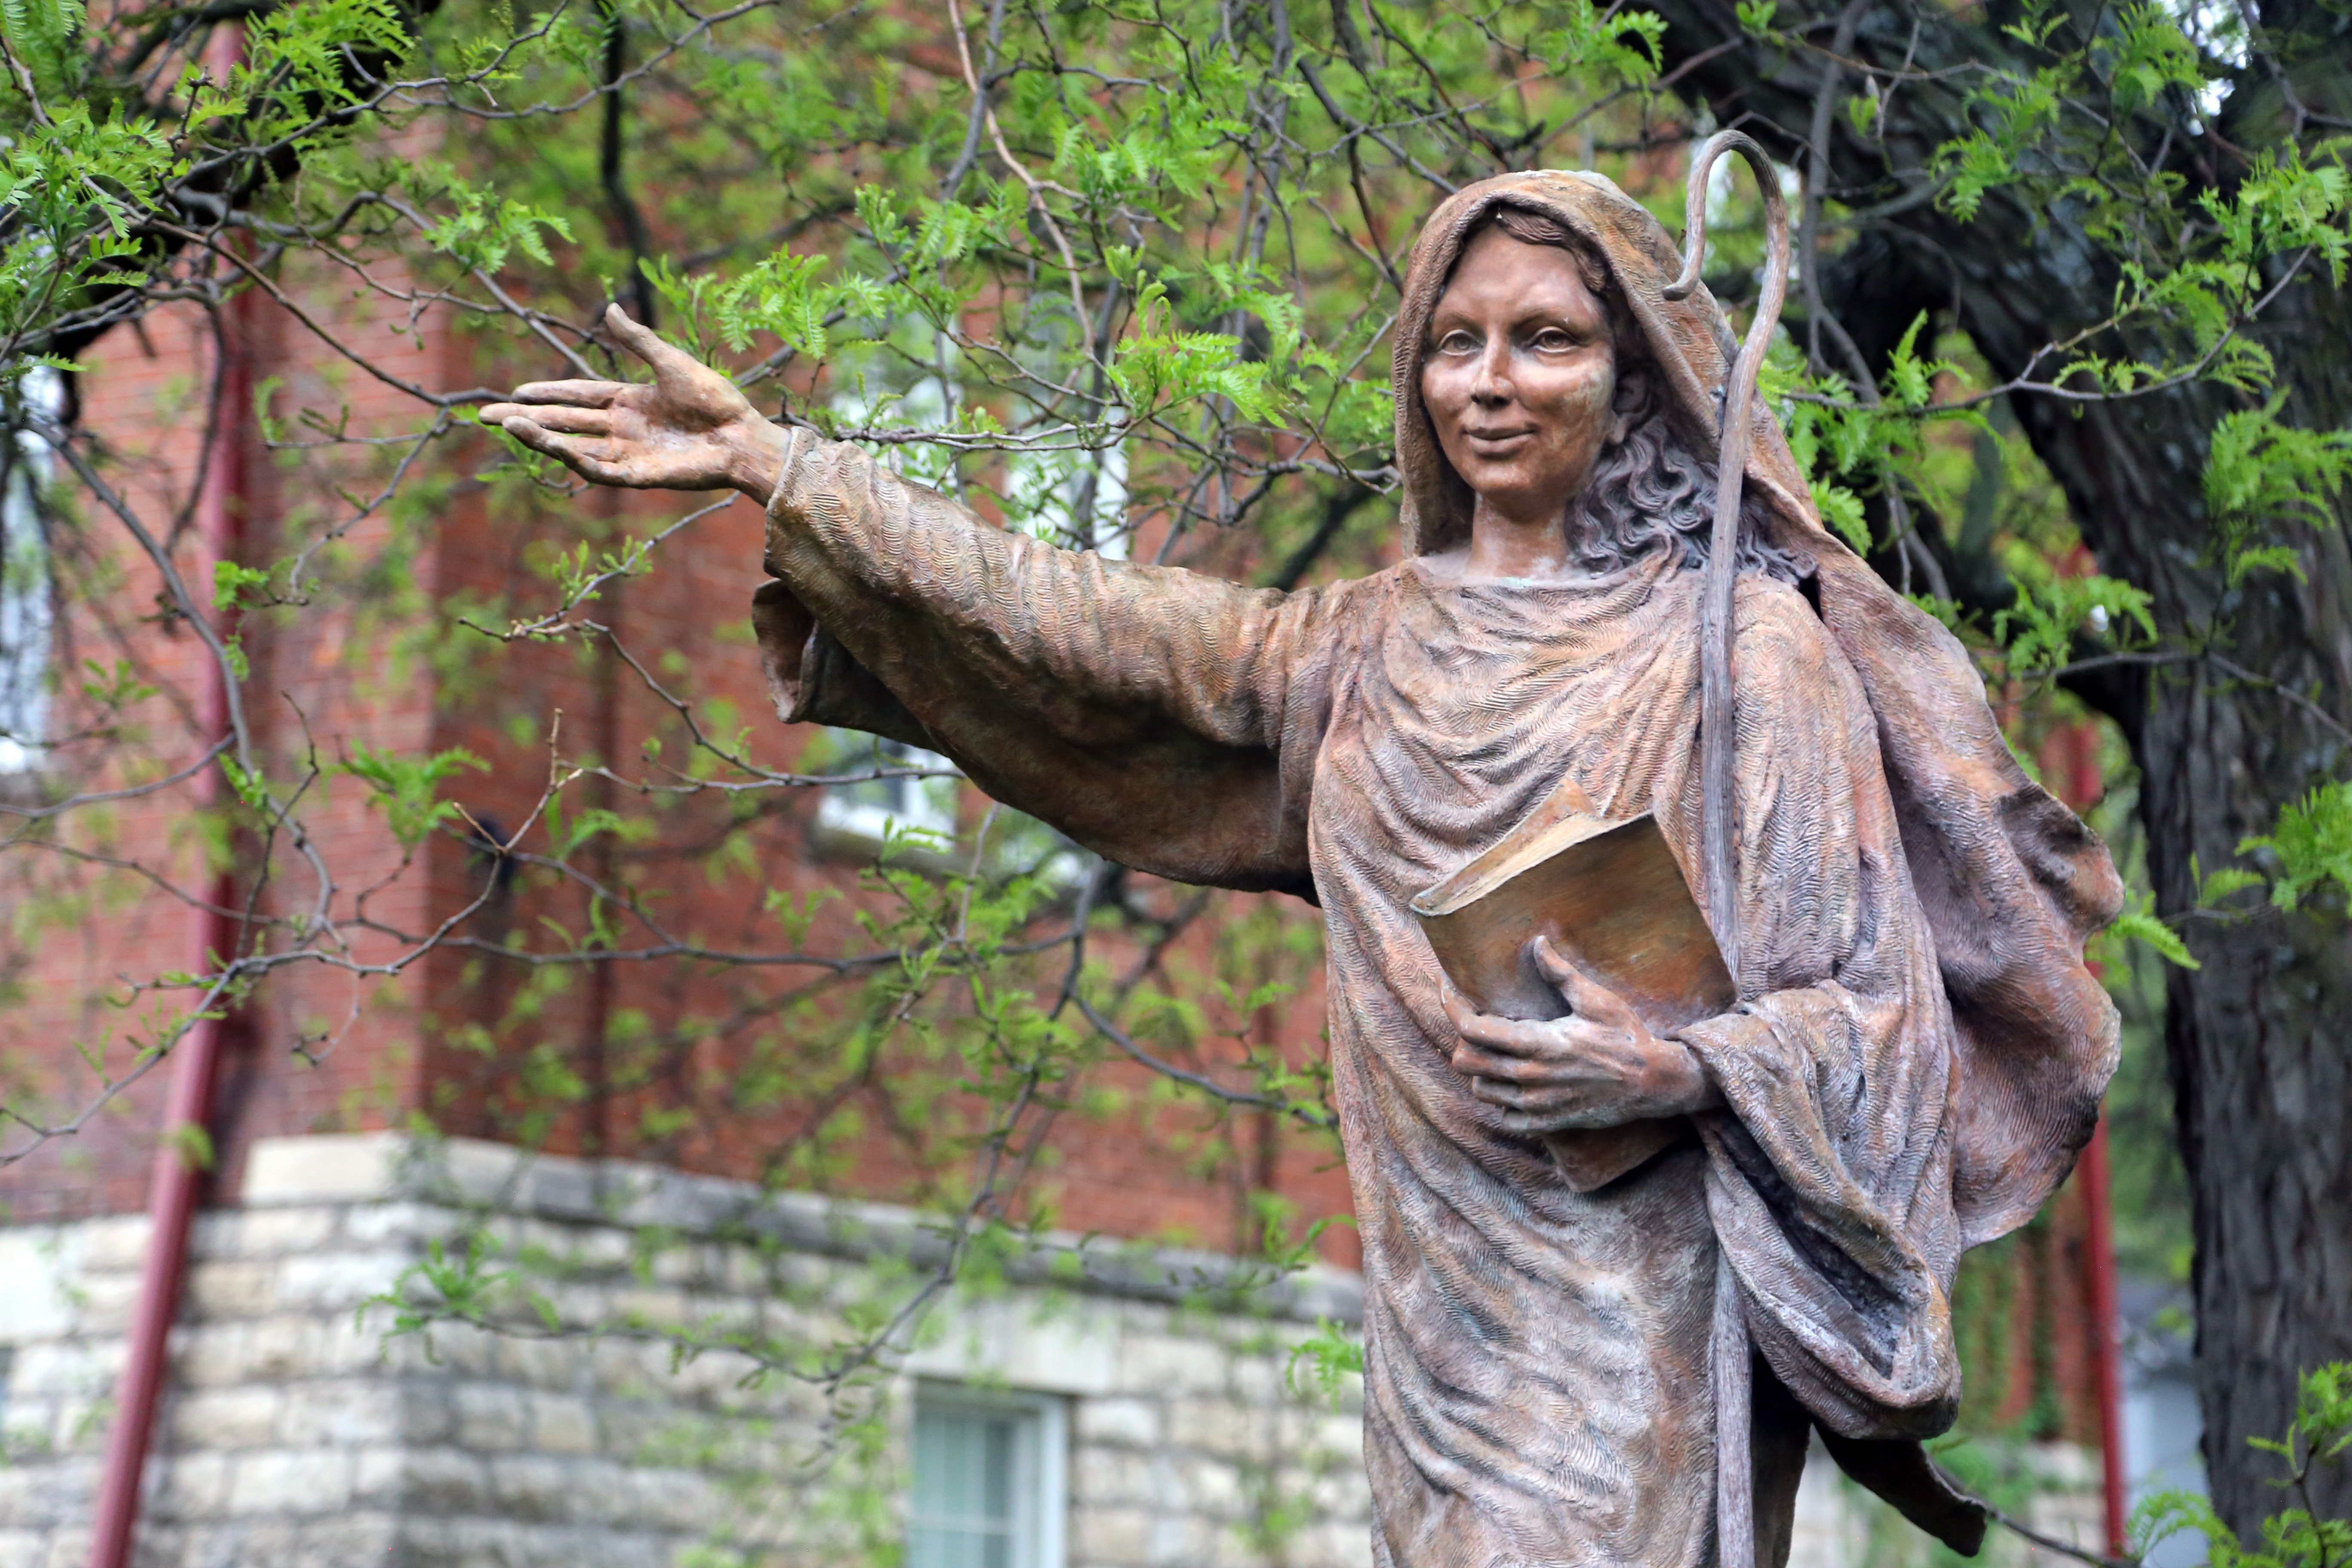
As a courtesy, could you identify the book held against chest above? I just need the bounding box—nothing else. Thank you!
[1412,795,1735,1193]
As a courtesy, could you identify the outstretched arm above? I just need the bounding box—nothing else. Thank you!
[756,427,1350,893]
[481,305,791,499]
[482,309,1358,896]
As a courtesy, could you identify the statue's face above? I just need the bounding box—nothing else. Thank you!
[1420,227,1623,529]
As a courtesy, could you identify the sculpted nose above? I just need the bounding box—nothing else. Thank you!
[1470,341,1512,406]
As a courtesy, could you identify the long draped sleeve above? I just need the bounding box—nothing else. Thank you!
[1669,585,1968,1447]
[753,430,1366,897]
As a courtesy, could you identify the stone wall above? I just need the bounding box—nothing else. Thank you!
[0,1133,2107,1568]
[0,1133,1374,1568]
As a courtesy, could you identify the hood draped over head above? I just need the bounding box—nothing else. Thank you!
[1393,169,2122,1251]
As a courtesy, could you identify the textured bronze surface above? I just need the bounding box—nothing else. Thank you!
[1413,806,1733,1032]
[1413,805,1731,1193]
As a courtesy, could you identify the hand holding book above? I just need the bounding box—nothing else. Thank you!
[1443,935,1721,1136]
[1412,799,1737,1191]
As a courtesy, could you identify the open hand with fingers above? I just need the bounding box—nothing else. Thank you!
[478,304,792,498]
[1442,935,1721,1134]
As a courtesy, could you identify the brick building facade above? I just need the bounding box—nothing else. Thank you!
[0,260,1373,1568]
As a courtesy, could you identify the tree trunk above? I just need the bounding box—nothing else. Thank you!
[1639,0,2352,1531]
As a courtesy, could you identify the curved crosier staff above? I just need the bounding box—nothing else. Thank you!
[1663,127,1792,1568]
[1664,128,1791,981]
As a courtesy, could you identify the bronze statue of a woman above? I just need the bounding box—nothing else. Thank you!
[483,168,2122,1568]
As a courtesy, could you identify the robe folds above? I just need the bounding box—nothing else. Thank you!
[750,170,2123,1568]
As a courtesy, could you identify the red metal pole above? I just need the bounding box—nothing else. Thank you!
[2080,1119,2131,1556]
[84,936,230,1568]
[2058,714,2130,1556]
[86,34,248,1562]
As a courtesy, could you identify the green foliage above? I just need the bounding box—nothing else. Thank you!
[166,1118,215,1172]
[2241,781,2352,912]
[1931,52,2064,222]
[0,0,86,100]
[212,560,273,611]
[1531,0,1664,77]
[2207,145,2352,290]
[420,177,575,276]
[2204,397,2352,585]
[1285,1316,1365,1409]
[652,250,832,360]
[1110,282,1289,428]
[235,0,412,121]
[2197,867,2268,907]
[338,744,490,850]
[1770,319,1975,559]
[1992,565,2155,680]
[2133,1362,2352,1568]
[2103,5,2205,117]
[2100,905,2199,970]
[366,1229,529,1354]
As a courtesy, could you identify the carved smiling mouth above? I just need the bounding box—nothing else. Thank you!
[1464,428,1537,453]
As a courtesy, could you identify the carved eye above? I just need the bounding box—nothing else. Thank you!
[1530,327,1576,352]
[1435,330,1480,356]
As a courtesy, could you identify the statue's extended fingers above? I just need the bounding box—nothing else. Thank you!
[499,417,628,484]
[496,413,572,452]
[512,405,615,436]
[605,303,703,381]
[508,379,627,407]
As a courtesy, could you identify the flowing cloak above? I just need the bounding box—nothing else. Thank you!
[750,170,2122,1567]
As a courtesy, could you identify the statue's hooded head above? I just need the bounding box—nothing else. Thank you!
[1391,170,2126,1254]
[1406,195,1804,581]
[1391,170,1825,571]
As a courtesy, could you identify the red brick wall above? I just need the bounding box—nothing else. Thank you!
[2,284,1356,1272]
[3,276,446,1221]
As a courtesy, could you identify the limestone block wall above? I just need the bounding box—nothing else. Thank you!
[0,1133,2106,1568]
[0,1134,1374,1568]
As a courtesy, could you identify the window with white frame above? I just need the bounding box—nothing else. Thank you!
[0,385,54,776]
[808,721,1090,886]
[908,1384,1066,1568]
[809,329,1109,876]
[809,728,961,848]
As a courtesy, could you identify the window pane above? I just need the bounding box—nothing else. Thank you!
[810,728,959,843]
[910,1401,1025,1568]
[0,376,55,775]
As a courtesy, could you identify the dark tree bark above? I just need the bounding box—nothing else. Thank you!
[1638,0,2352,1532]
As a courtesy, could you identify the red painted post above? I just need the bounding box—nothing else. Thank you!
[2080,1119,2130,1555]
[85,37,249,1561]
[2058,713,2130,1557]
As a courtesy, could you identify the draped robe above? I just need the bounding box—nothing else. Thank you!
[750,170,2124,1568]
